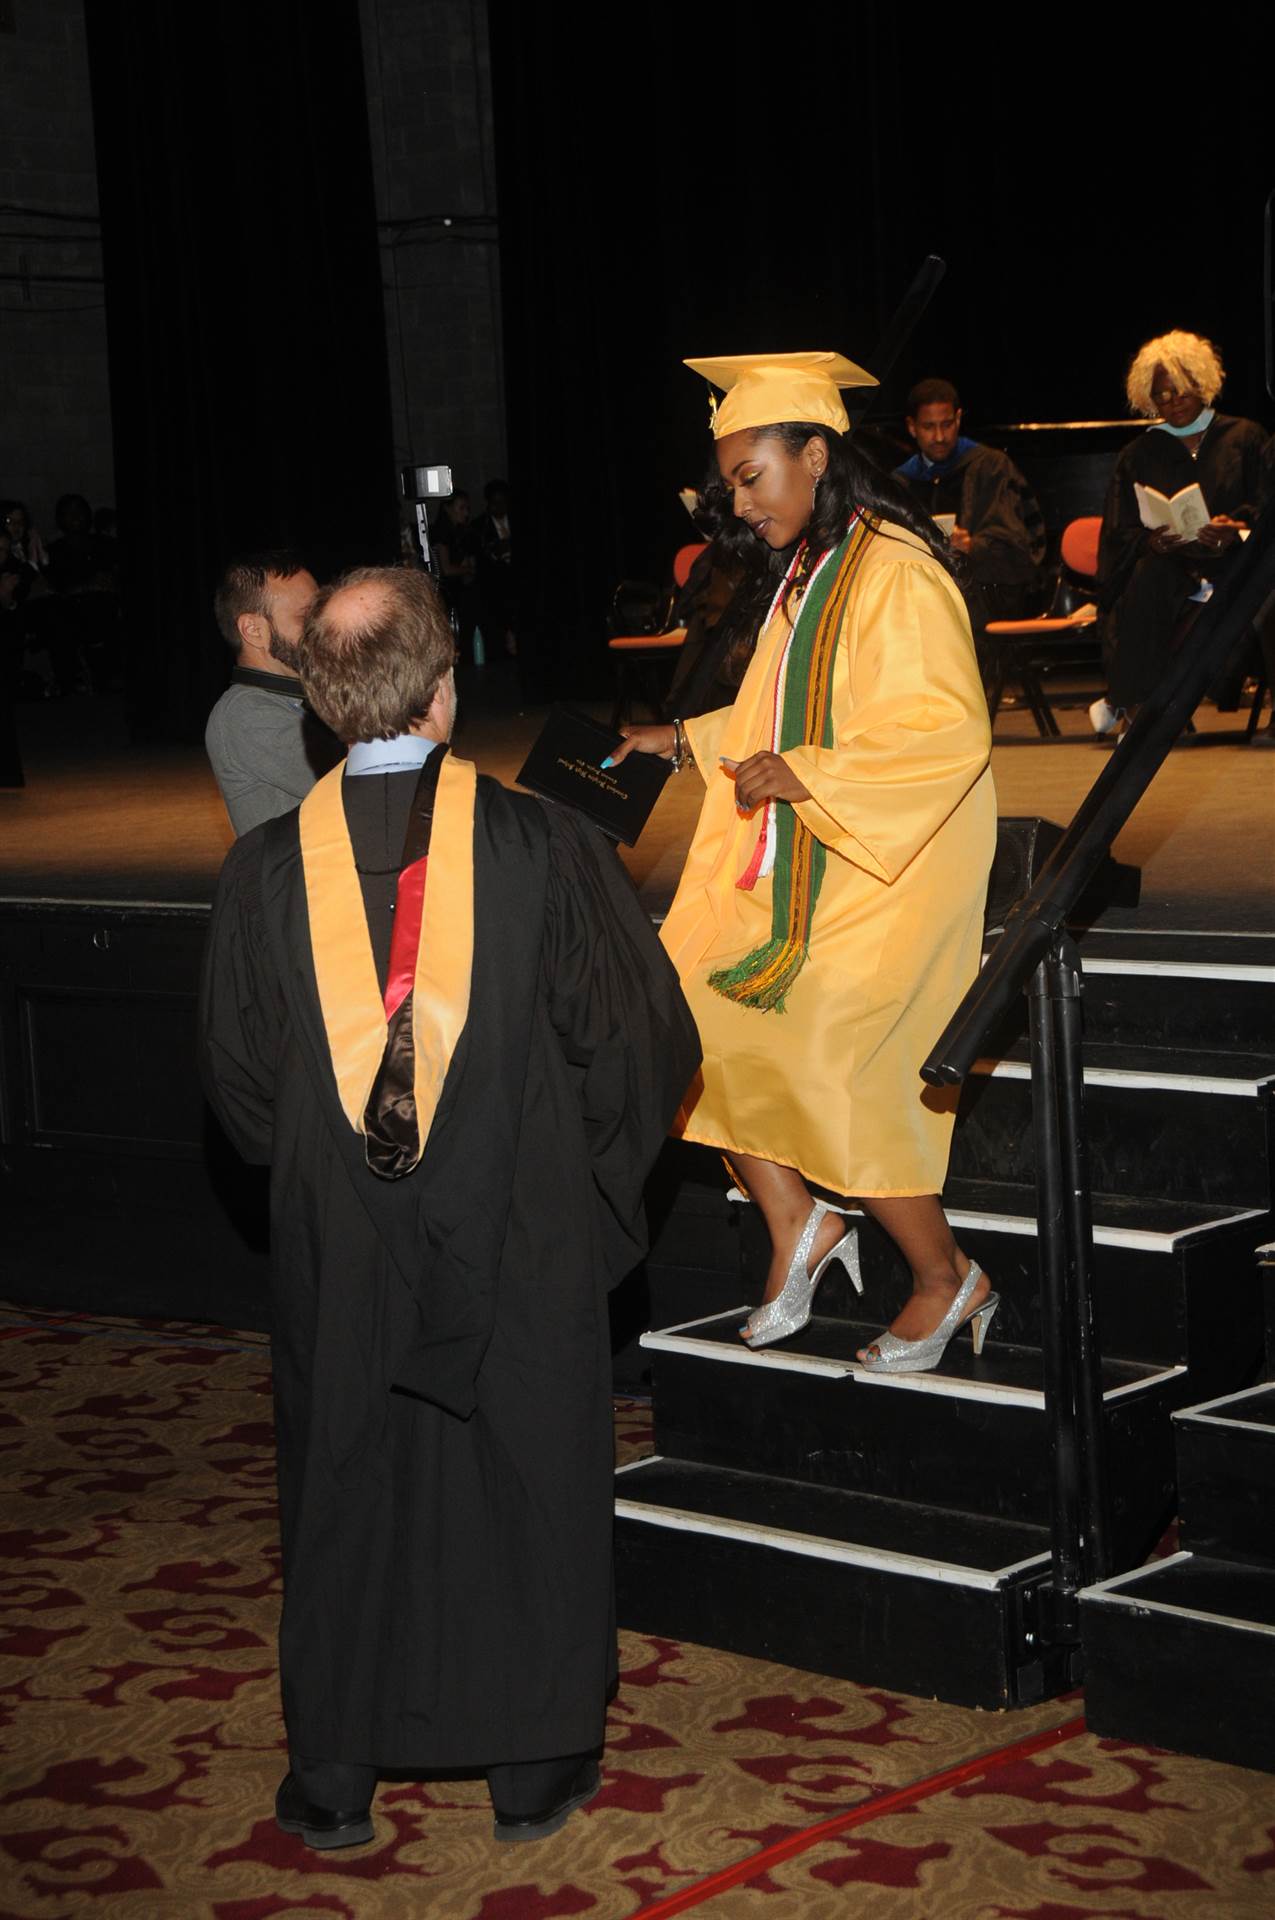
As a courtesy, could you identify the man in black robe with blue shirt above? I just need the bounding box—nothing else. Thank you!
[895,378,1047,625]
[200,565,698,1850]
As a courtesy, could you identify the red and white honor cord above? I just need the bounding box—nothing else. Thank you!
[736,532,846,890]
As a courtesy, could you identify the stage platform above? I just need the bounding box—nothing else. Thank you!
[2,662,1273,931]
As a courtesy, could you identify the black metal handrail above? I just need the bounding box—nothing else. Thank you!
[923,502,1275,1087]
[919,500,1275,1673]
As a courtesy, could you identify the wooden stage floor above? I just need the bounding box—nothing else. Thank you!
[2,667,1273,931]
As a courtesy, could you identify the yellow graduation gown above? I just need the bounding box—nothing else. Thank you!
[661,524,996,1198]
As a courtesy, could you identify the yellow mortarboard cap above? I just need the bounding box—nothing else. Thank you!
[684,350,878,439]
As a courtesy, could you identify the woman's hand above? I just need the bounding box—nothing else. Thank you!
[722,752,811,811]
[604,723,675,768]
[1196,515,1244,552]
[1148,528,1185,555]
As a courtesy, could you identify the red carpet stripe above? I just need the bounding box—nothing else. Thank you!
[630,1714,1088,1917]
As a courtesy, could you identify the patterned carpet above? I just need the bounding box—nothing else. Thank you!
[2,1305,1273,1919]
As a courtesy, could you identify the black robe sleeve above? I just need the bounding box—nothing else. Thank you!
[198,828,280,1166]
[1096,438,1149,612]
[539,806,701,1286]
[962,448,1046,587]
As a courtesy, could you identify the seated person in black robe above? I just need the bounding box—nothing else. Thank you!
[199,564,699,1853]
[1091,330,1271,735]
[894,378,1047,633]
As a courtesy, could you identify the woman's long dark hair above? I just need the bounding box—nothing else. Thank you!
[697,421,958,645]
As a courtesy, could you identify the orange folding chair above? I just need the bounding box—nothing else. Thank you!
[607,542,707,728]
[983,516,1103,737]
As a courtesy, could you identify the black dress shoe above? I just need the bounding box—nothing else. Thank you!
[275,1770,374,1849]
[492,1756,601,1844]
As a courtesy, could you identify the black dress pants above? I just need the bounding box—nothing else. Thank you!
[294,1749,593,1815]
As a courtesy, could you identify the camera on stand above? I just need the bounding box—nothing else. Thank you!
[399,462,486,664]
[399,464,454,577]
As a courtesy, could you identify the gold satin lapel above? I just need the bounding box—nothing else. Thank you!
[408,753,475,1151]
[299,762,388,1131]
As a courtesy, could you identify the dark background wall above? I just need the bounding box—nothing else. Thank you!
[0,0,114,533]
[491,13,1275,689]
[359,0,505,519]
[6,4,1272,727]
[84,0,401,740]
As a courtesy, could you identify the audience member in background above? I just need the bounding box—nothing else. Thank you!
[0,530,23,788]
[894,379,1047,627]
[476,478,516,654]
[1092,331,1271,740]
[205,551,337,834]
[430,488,481,655]
[0,525,57,700]
[2,500,49,572]
[45,494,117,598]
[0,526,38,616]
[40,493,121,694]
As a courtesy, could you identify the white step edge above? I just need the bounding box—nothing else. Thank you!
[727,1189,1266,1252]
[1079,929,1275,941]
[640,1314,853,1379]
[0,894,211,914]
[946,1203,1265,1253]
[1083,1548,1193,1595]
[1172,1379,1275,1434]
[973,1057,1275,1098]
[850,1359,1186,1410]
[1083,958,1275,984]
[616,1453,663,1476]
[614,1486,1050,1592]
[641,1311,1185,1409]
[1080,1551,1275,1641]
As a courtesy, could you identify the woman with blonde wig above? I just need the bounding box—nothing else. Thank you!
[1092,330,1270,737]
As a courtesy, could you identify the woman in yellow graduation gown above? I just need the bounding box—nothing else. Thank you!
[614,351,998,1372]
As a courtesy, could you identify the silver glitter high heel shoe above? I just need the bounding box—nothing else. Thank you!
[742,1200,862,1350]
[857,1260,998,1375]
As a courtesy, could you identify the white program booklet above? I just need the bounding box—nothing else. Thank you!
[1134,481,1210,540]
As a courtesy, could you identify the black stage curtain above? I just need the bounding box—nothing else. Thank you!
[489,12,1272,700]
[85,0,398,742]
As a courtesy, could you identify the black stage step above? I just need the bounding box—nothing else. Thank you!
[682,1182,1265,1373]
[978,932,1275,1056]
[641,1310,1182,1556]
[622,926,1275,1714]
[614,1455,1064,1709]
[648,1161,1269,1375]
[951,1051,1273,1207]
[1080,1551,1275,1774]
[1174,1384,1275,1572]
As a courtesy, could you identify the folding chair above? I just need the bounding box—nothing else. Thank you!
[983,517,1102,737]
[607,542,707,728]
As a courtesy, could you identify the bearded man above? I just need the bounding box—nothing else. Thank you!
[205,550,339,833]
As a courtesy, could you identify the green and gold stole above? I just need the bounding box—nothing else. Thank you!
[708,514,874,1013]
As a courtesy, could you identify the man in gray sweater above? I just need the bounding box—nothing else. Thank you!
[206,552,338,834]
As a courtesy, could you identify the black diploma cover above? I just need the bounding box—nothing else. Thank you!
[515,706,671,845]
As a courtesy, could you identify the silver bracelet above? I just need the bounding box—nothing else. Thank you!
[670,717,688,772]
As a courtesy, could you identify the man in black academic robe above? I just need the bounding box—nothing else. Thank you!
[199,564,699,1850]
[895,378,1047,628]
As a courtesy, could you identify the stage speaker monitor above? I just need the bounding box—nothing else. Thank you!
[986,817,1141,928]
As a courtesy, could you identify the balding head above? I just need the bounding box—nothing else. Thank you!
[299,565,456,744]
[321,578,396,636]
